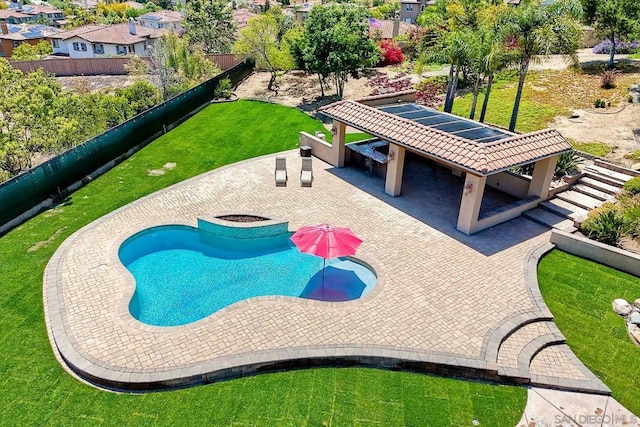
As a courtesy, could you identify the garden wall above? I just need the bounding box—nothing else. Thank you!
[9,54,239,76]
[550,229,640,277]
[0,59,254,234]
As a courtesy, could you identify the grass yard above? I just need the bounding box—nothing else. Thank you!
[0,100,526,426]
[538,250,640,416]
[451,65,640,133]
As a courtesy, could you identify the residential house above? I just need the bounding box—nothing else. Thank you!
[138,10,183,32]
[0,23,60,57]
[251,0,281,14]
[71,0,100,9]
[0,4,65,32]
[399,0,434,24]
[293,2,312,23]
[369,18,416,41]
[0,9,32,33]
[49,20,165,58]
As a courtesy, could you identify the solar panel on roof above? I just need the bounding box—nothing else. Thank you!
[432,121,479,133]
[455,127,508,141]
[415,115,458,126]
[374,102,513,143]
[379,104,422,114]
[396,110,438,119]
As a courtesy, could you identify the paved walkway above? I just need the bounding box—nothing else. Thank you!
[519,387,638,427]
[45,152,607,393]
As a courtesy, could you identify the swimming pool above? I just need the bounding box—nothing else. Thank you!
[119,219,377,327]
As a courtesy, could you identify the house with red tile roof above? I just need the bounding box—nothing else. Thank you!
[49,20,165,58]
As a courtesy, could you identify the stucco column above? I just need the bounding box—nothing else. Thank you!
[384,143,406,197]
[332,120,346,167]
[528,156,558,200]
[457,173,486,235]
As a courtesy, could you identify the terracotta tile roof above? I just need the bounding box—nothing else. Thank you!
[50,24,106,40]
[319,100,572,175]
[51,23,165,44]
[0,10,31,19]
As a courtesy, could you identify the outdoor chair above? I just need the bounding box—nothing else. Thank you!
[300,157,313,187]
[275,156,287,187]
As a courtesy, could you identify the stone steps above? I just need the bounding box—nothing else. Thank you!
[584,164,634,188]
[522,208,577,232]
[555,190,603,211]
[539,198,588,221]
[571,183,615,202]
[577,177,621,196]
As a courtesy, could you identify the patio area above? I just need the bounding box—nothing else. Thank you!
[44,151,607,393]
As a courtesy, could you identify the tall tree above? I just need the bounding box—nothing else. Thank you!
[499,0,582,131]
[183,0,237,54]
[232,8,296,91]
[300,4,379,99]
[581,0,640,68]
[131,33,220,100]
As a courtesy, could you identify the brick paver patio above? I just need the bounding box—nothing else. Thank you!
[44,151,608,392]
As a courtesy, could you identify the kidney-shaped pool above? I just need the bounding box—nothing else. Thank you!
[119,219,377,327]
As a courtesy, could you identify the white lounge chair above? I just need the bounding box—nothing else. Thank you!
[275,156,287,187]
[300,157,313,187]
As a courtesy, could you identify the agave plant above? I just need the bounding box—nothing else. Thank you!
[554,151,581,178]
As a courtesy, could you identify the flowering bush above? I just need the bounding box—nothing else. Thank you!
[378,40,404,66]
[592,39,640,54]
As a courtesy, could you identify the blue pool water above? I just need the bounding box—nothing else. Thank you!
[119,224,376,327]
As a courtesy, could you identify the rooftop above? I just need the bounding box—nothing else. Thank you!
[0,23,60,40]
[138,10,183,22]
[51,23,165,44]
[319,100,572,176]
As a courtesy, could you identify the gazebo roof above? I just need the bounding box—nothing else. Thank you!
[319,100,572,176]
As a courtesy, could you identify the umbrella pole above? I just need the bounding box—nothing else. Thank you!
[322,258,326,288]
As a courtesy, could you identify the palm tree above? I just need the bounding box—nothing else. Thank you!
[422,29,471,113]
[499,0,582,132]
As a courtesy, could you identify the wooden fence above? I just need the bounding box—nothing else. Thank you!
[9,54,240,76]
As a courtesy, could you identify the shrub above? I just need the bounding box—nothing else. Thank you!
[581,203,628,247]
[378,40,404,66]
[592,39,640,55]
[594,98,606,108]
[622,176,640,196]
[601,69,619,89]
[619,194,640,239]
[624,150,640,162]
[554,151,580,177]
[214,77,233,99]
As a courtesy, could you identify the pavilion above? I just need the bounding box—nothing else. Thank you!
[305,92,572,234]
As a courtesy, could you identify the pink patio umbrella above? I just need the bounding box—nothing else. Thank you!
[290,224,363,286]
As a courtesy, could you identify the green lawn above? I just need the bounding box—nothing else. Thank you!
[538,250,640,416]
[0,99,525,426]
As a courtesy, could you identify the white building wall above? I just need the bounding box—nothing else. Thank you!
[65,36,94,58]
